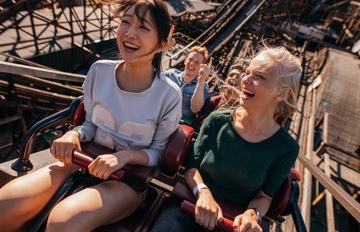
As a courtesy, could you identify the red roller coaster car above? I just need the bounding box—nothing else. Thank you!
[10,96,307,232]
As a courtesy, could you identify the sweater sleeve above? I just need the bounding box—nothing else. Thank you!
[142,93,182,166]
[79,64,97,142]
[261,144,299,198]
[142,75,182,166]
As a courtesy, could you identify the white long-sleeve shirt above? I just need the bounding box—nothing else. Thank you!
[79,60,182,166]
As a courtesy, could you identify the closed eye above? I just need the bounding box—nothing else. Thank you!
[140,23,150,31]
[253,74,264,80]
[121,19,130,24]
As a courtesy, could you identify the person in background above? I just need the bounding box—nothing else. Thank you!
[164,46,212,126]
[206,74,221,97]
[193,63,242,132]
[0,1,181,231]
[152,44,302,232]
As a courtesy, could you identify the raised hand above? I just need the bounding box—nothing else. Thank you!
[199,57,213,81]
[163,25,176,52]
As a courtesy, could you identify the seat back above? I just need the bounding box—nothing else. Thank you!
[267,168,301,221]
[160,124,194,177]
[71,100,85,127]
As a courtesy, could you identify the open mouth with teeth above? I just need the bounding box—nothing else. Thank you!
[123,42,139,51]
[242,89,254,100]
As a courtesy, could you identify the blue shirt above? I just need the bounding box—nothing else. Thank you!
[164,68,209,121]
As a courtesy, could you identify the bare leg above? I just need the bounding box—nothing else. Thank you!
[0,162,79,231]
[46,180,143,232]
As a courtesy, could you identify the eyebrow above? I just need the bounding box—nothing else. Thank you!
[247,67,264,74]
[122,13,154,28]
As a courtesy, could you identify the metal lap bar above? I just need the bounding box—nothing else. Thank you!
[72,150,126,181]
[12,96,84,172]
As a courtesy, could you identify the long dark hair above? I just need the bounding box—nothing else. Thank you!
[113,0,172,75]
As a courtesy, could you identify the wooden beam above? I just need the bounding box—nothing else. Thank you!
[0,52,56,70]
[0,99,59,113]
[8,74,82,95]
[0,80,75,102]
[301,89,316,229]
[323,113,336,232]
[0,61,85,83]
[0,115,21,126]
[298,154,360,223]
[324,153,336,232]
[312,191,325,206]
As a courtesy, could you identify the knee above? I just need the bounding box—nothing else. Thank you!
[46,201,80,232]
[0,182,33,227]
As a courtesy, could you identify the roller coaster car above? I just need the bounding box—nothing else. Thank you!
[16,96,306,232]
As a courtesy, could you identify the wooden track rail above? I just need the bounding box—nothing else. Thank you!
[298,154,360,223]
[0,61,85,83]
[166,0,250,61]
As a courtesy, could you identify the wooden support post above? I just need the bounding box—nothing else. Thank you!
[301,89,316,230]
[323,113,335,232]
[324,153,335,232]
[298,154,360,223]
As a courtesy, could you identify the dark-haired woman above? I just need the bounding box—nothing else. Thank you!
[0,1,181,231]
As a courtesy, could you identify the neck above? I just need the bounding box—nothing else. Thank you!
[126,61,155,78]
[182,71,196,83]
[117,62,155,92]
[233,108,280,142]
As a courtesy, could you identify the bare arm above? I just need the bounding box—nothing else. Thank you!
[233,190,272,232]
[184,168,223,230]
[190,57,213,113]
[190,78,206,113]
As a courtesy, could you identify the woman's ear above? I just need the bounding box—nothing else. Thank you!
[157,40,167,53]
[276,88,291,102]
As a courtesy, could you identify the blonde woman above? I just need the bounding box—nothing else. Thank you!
[153,45,302,232]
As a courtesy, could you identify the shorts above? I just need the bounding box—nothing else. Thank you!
[72,170,148,207]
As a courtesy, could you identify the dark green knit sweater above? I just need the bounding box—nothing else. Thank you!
[185,110,299,208]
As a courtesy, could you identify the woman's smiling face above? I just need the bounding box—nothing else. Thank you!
[240,53,281,109]
[117,4,161,63]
